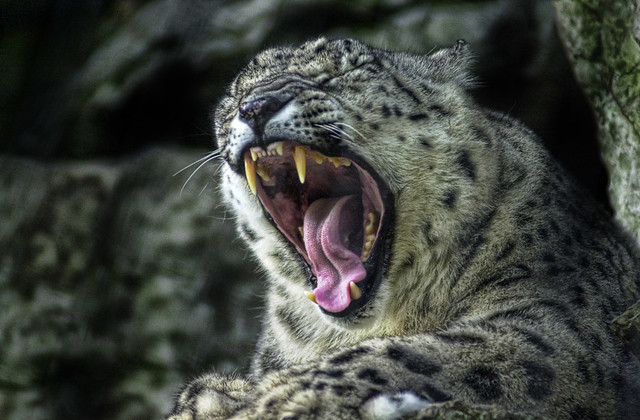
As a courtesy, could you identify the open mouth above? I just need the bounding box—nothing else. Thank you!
[242,141,393,317]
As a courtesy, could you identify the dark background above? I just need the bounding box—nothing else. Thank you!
[0,1,608,419]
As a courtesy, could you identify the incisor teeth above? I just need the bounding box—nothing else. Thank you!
[307,292,317,304]
[250,147,268,161]
[244,156,257,195]
[293,146,307,184]
[328,157,341,168]
[276,141,284,156]
[349,282,362,300]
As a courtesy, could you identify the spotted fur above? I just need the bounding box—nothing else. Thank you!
[167,37,640,419]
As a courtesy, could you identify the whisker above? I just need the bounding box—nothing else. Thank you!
[331,124,355,141]
[173,149,221,176]
[315,123,354,141]
[179,153,220,195]
[334,122,366,141]
[315,123,337,133]
[198,181,211,197]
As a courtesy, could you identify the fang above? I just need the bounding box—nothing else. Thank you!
[244,156,257,195]
[349,282,362,300]
[293,146,307,183]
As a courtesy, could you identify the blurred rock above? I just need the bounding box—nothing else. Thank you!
[0,149,261,419]
[554,0,640,242]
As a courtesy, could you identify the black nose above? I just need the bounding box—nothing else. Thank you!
[238,95,286,137]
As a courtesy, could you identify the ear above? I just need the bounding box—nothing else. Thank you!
[427,40,476,88]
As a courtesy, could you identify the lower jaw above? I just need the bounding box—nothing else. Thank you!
[309,200,395,321]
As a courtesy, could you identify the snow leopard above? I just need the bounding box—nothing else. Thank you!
[167,37,640,419]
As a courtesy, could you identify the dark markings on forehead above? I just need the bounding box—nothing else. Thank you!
[390,74,422,104]
[471,125,492,146]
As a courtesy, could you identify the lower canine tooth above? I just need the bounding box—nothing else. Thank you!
[293,146,307,183]
[256,163,270,181]
[307,292,317,304]
[244,156,257,195]
[349,282,362,300]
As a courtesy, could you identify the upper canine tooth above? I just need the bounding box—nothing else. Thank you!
[349,282,362,300]
[244,156,257,195]
[293,146,307,184]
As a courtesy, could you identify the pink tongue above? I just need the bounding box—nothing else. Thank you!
[304,195,366,313]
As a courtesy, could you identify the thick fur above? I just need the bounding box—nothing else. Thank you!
[167,37,640,419]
